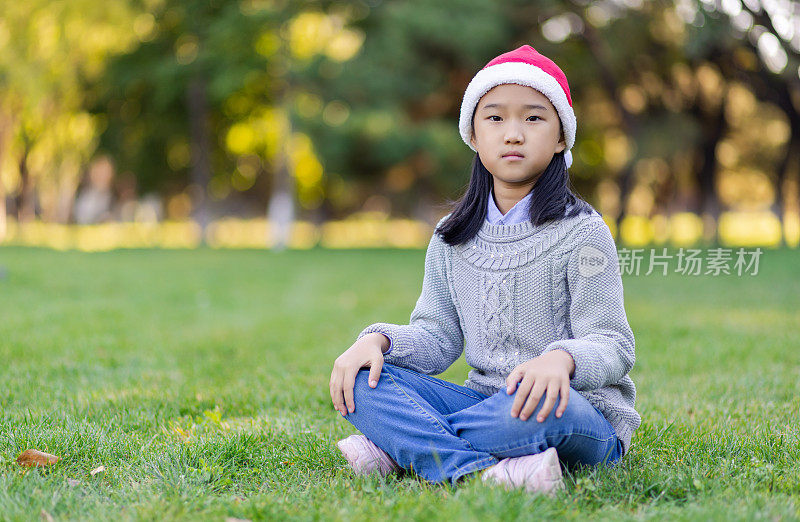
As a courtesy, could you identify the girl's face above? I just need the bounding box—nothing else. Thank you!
[470,83,566,188]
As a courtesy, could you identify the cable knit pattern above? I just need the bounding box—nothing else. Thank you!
[480,270,516,364]
[357,206,641,457]
[551,250,571,340]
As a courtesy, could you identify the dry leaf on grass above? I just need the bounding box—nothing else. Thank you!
[17,449,59,467]
[90,465,106,476]
[40,509,54,522]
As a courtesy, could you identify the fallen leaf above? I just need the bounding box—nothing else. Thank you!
[40,509,54,522]
[17,449,59,468]
[90,465,106,476]
[225,518,251,522]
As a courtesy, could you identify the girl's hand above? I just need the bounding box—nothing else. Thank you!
[505,349,575,422]
[329,333,388,417]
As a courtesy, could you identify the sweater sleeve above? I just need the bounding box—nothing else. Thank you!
[541,219,636,391]
[356,219,464,375]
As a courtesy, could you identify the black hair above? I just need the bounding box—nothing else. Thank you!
[435,150,596,246]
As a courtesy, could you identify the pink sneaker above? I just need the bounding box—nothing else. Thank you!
[336,434,401,477]
[481,447,565,495]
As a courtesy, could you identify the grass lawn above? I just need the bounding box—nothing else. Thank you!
[1,245,799,521]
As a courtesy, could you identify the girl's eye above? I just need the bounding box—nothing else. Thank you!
[487,115,540,121]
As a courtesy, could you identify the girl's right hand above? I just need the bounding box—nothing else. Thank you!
[329,333,388,417]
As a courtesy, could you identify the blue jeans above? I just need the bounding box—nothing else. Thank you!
[342,363,623,486]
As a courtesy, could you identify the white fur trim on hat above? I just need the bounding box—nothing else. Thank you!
[459,61,576,169]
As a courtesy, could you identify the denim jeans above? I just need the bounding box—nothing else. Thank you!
[342,363,623,486]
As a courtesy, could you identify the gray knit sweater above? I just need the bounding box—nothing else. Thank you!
[357,205,641,457]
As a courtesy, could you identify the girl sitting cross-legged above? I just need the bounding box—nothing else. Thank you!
[329,44,640,494]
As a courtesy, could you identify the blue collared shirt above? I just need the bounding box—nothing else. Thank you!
[486,189,533,225]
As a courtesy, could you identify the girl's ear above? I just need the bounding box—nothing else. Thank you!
[555,130,566,153]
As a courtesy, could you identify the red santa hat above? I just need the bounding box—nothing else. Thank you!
[459,45,576,169]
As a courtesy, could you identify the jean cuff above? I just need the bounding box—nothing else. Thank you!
[450,455,499,486]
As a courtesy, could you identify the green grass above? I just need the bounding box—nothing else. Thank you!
[0,245,799,521]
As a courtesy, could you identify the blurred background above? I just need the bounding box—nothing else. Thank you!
[0,0,798,251]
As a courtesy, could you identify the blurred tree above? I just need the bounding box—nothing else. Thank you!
[94,0,283,239]
[0,0,139,231]
[310,0,799,238]
[302,0,513,222]
[95,0,362,246]
[1,0,798,249]
[705,1,800,246]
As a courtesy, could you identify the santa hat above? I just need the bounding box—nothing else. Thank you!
[459,45,576,169]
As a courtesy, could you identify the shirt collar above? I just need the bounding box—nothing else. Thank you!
[487,188,534,226]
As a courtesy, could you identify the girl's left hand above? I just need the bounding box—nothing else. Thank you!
[505,349,575,422]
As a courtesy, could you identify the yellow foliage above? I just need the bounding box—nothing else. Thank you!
[718,211,782,247]
[255,31,280,58]
[289,133,323,190]
[205,218,319,249]
[294,92,323,119]
[322,101,350,126]
[603,131,633,170]
[175,34,199,65]
[717,168,775,210]
[288,11,332,60]
[286,10,363,62]
[320,215,431,248]
[669,212,704,246]
[226,123,257,155]
[1,213,795,251]
[133,13,156,42]
[325,29,364,62]
[167,139,191,170]
[620,215,654,246]
[784,211,799,248]
[0,152,21,195]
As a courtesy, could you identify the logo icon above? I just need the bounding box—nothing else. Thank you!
[577,245,607,277]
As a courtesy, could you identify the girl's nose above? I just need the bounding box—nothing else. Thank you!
[505,123,524,143]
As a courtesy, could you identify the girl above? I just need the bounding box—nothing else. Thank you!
[329,45,640,494]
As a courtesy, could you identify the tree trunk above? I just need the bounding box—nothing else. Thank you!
[770,123,799,247]
[268,105,295,251]
[710,19,800,247]
[55,176,79,224]
[187,76,212,243]
[0,173,5,241]
[690,86,728,245]
[16,147,36,222]
[577,19,640,232]
[0,114,8,240]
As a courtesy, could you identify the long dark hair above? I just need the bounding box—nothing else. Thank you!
[435,150,595,246]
